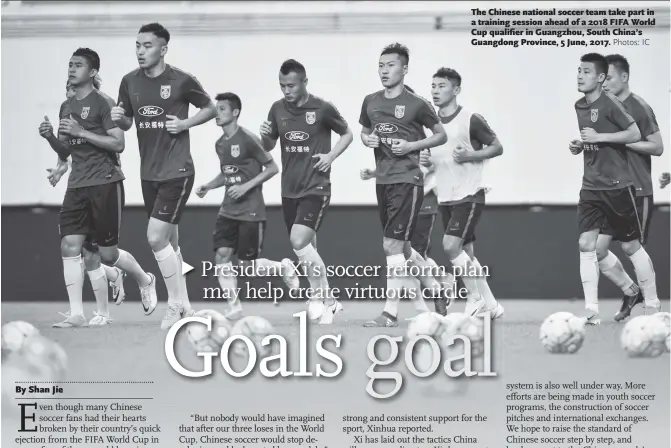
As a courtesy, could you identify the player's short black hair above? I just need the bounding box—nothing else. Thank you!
[404,86,415,93]
[138,22,170,43]
[605,54,630,75]
[279,59,306,78]
[214,92,242,114]
[432,67,462,87]
[380,43,410,66]
[580,53,608,76]
[72,47,100,71]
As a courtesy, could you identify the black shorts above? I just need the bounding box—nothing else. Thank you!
[213,215,266,260]
[411,213,437,258]
[59,181,124,247]
[439,201,484,244]
[282,195,330,233]
[141,175,194,224]
[578,186,640,242]
[636,195,654,245]
[376,183,423,241]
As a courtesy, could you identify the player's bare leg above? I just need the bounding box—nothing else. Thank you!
[99,245,156,315]
[216,248,243,320]
[54,235,88,328]
[595,234,641,321]
[82,247,112,326]
[291,225,341,323]
[620,240,660,314]
[443,235,484,316]
[578,229,601,325]
[463,243,503,319]
[147,219,185,329]
[171,226,192,314]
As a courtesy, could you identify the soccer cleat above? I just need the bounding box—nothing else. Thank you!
[280,258,300,291]
[477,302,505,320]
[88,312,112,326]
[644,299,662,315]
[53,313,87,328]
[224,304,244,321]
[584,309,601,326]
[307,299,326,320]
[464,297,486,317]
[614,292,643,322]
[363,312,398,328]
[160,302,184,330]
[140,273,158,315]
[110,268,126,305]
[319,300,343,325]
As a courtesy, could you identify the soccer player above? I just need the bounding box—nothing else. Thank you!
[259,59,354,324]
[579,54,664,320]
[423,67,504,318]
[48,78,128,308]
[37,48,157,327]
[111,23,217,329]
[359,43,449,327]
[195,92,299,319]
[570,52,658,325]
[360,86,437,318]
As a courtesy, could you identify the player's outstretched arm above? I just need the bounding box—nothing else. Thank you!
[581,122,641,145]
[195,173,227,198]
[626,131,664,157]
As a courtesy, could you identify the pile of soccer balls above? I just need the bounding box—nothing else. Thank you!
[184,310,275,358]
[1,321,68,398]
[538,311,670,357]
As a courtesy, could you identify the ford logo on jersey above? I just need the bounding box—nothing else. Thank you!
[285,131,309,142]
[222,165,239,174]
[138,106,164,117]
[375,123,398,134]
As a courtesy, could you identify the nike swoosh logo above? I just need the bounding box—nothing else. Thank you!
[393,229,404,234]
[163,273,176,279]
[158,211,170,215]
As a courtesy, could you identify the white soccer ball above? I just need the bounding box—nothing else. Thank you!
[185,310,232,353]
[444,313,485,358]
[651,312,670,352]
[19,336,68,380]
[407,312,449,373]
[229,316,274,358]
[539,312,586,354]
[621,315,667,358]
[1,321,40,353]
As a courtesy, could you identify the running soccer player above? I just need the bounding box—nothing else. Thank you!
[586,54,664,320]
[424,67,504,318]
[48,78,128,309]
[359,43,449,327]
[571,52,658,325]
[259,59,354,324]
[38,48,157,328]
[112,23,217,329]
[195,92,299,319]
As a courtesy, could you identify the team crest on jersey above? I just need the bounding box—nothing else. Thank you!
[590,109,598,122]
[395,105,405,119]
[231,145,240,158]
[160,85,171,99]
[80,107,90,119]
[305,111,316,125]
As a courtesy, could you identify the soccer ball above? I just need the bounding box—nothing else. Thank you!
[185,310,232,353]
[18,336,68,380]
[229,316,274,358]
[651,312,670,352]
[1,321,40,353]
[539,312,586,354]
[620,315,667,358]
[407,312,449,373]
[447,313,486,357]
